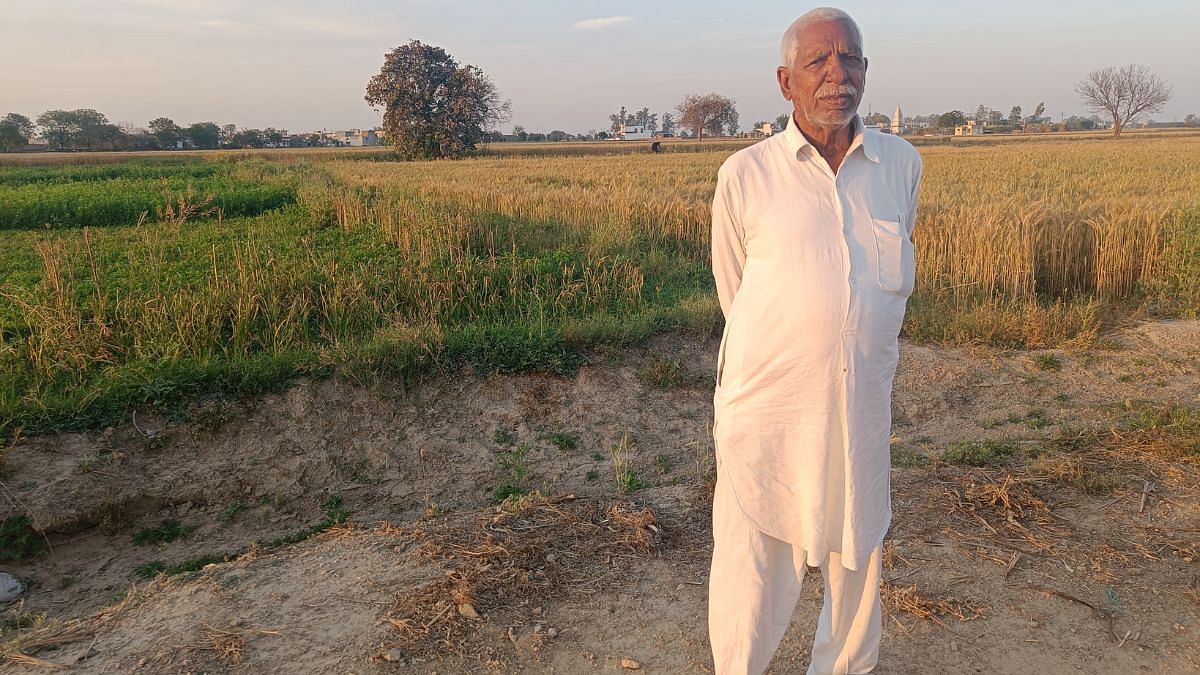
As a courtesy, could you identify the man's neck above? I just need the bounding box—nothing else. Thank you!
[793,112,855,173]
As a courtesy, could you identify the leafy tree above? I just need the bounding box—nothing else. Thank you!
[936,110,967,129]
[1077,64,1172,139]
[609,106,627,134]
[775,112,791,130]
[35,109,109,150]
[675,93,737,141]
[71,109,110,149]
[975,105,989,123]
[97,123,127,150]
[0,113,35,152]
[264,127,286,146]
[633,106,657,132]
[219,123,238,148]
[37,110,77,150]
[1186,113,1197,128]
[661,112,674,134]
[548,130,570,142]
[863,112,890,126]
[1032,101,1046,123]
[511,125,525,136]
[988,110,1003,125]
[1008,106,1022,126]
[231,128,265,148]
[186,122,221,149]
[365,40,510,160]
[149,117,182,149]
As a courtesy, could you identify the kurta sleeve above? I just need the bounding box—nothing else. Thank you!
[712,166,747,319]
[904,155,923,237]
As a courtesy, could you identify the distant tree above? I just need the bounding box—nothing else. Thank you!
[0,113,35,152]
[1063,115,1097,131]
[1008,106,1022,126]
[1186,113,1198,128]
[264,128,286,146]
[219,123,238,148]
[232,128,265,148]
[775,112,791,130]
[936,110,966,129]
[548,130,570,142]
[597,131,609,140]
[511,124,525,136]
[975,105,989,123]
[1076,64,1172,138]
[186,122,221,149]
[71,109,110,150]
[632,107,657,132]
[96,123,127,150]
[988,109,1003,125]
[1026,101,1046,126]
[676,93,737,141]
[863,112,890,126]
[37,110,77,150]
[609,106,627,133]
[720,108,739,136]
[661,112,674,134]
[365,40,510,160]
[149,117,182,149]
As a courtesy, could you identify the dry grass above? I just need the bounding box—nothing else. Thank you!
[384,494,662,658]
[881,582,986,628]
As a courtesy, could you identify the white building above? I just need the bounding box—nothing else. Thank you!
[891,104,907,135]
[617,124,653,140]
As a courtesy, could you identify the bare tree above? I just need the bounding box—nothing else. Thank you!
[1076,64,1172,139]
[675,93,737,141]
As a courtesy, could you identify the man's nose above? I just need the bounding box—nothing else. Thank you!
[825,56,849,82]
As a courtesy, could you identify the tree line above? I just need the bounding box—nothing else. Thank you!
[0,109,299,153]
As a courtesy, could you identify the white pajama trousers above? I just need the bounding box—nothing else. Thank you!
[708,477,884,675]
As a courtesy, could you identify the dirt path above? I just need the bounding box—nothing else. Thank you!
[3,321,1198,673]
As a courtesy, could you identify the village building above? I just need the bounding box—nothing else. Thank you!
[616,124,653,140]
[954,119,984,136]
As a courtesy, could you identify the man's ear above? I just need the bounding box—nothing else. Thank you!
[777,66,792,102]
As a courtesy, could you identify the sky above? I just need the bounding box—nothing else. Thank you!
[3,0,1197,134]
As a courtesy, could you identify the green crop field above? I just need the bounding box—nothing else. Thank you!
[1,136,1198,439]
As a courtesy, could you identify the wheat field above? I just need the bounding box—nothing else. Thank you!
[1,136,1198,435]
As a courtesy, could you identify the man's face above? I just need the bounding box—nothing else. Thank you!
[777,19,867,131]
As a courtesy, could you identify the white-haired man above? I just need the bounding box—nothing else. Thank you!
[708,7,922,675]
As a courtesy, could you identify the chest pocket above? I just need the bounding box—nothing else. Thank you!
[871,218,915,296]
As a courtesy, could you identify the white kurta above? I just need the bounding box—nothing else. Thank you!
[711,115,922,572]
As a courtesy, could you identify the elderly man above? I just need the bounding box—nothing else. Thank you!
[708,7,922,675]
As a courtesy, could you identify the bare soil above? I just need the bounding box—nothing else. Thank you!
[2,321,1199,674]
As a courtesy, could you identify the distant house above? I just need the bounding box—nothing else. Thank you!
[757,122,774,137]
[954,119,984,136]
[617,124,653,140]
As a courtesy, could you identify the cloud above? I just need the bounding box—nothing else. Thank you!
[573,16,631,31]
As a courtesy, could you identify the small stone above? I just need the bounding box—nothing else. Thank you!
[621,658,641,670]
[547,627,559,638]
[532,606,543,616]
[533,624,543,634]
[383,649,404,662]
[0,573,24,603]
[545,553,557,563]
[457,603,480,620]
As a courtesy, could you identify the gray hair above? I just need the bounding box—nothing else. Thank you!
[780,7,863,67]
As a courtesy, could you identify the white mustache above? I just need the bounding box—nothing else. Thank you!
[815,84,858,98]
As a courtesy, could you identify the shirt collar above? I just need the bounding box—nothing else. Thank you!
[782,112,880,164]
